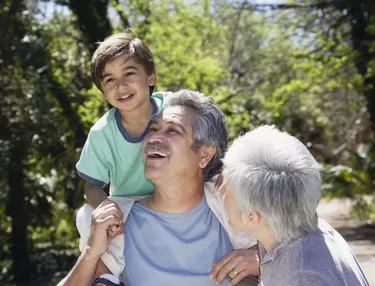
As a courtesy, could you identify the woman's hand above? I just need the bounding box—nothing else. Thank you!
[209,246,260,286]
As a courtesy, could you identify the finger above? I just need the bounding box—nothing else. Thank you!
[117,222,124,235]
[110,224,118,232]
[107,229,116,237]
[96,203,121,213]
[229,270,249,286]
[209,252,232,280]
[95,206,123,221]
[96,215,121,230]
[228,269,239,279]
[215,258,238,284]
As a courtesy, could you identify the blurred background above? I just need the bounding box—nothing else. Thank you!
[1,0,374,285]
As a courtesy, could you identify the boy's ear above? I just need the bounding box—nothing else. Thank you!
[198,146,216,169]
[148,72,156,86]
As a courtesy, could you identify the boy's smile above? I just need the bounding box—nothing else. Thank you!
[100,55,156,114]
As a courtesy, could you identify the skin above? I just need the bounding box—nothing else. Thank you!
[140,106,216,213]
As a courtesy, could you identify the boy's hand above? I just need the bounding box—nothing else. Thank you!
[87,202,124,258]
[98,199,124,237]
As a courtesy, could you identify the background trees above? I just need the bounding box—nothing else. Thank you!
[0,0,374,284]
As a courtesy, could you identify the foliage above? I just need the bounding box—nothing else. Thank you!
[0,0,374,284]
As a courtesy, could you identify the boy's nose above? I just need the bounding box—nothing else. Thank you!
[117,78,129,90]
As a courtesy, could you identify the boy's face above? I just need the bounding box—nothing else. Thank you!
[100,54,156,113]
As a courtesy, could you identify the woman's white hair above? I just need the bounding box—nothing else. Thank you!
[223,125,323,242]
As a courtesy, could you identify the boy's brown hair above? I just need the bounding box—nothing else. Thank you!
[91,33,156,94]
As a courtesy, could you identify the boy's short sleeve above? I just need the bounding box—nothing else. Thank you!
[151,91,171,112]
[76,129,110,187]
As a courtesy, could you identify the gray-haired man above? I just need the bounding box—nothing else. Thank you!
[59,90,259,286]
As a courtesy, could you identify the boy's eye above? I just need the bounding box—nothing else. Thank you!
[105,78,115,84]
[125,72,135,77]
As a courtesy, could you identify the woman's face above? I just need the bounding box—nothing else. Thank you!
[223,184,248,233]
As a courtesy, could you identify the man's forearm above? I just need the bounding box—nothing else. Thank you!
[85,182,108,208]
[57,246,100,286]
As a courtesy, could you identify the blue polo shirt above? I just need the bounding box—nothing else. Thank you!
[121,196,232,285]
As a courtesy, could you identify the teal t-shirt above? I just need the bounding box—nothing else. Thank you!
[76,92,166,196]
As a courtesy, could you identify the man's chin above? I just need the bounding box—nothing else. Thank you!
[144,167,164,181]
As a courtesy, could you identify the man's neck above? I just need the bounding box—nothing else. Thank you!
[141,177,205,214]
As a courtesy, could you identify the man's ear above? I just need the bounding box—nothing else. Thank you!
[148,72,156,86]
[198,146,216,169]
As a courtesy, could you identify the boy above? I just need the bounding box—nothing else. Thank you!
[76,32,167,279]
[77,32,166,207]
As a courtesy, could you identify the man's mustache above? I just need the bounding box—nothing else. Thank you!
[144,142,170,154]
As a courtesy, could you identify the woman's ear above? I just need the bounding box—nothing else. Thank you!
[243,210,261,229]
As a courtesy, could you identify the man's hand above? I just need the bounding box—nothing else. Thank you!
[87,202,124,258]
[98,199,124,237]
[209,247,260,286]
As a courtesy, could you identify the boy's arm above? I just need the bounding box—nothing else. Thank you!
[58,203,123,286]
[84,181,124,236]
[85,181,108,209]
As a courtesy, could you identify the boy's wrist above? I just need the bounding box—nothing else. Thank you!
[83,245,104,261]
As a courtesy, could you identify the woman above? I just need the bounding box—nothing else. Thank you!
[221,125,369,286]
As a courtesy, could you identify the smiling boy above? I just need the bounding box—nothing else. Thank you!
[77,33,167,209]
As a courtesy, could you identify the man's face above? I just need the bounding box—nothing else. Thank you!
[223,184,248,233]
[142,106,203,182]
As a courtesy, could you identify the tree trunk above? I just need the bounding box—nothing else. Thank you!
[66,0,112,54]
[8,139,30,283]
[348,4,375,131]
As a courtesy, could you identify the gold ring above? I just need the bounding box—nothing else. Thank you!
[233,270,238,276]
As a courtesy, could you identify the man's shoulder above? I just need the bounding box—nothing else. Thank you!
[89,108,117,133]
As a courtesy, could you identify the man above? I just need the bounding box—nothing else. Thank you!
[59,90,259,286]
[221,125,370,286]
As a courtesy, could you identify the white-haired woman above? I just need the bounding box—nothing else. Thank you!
[221,125,369,286]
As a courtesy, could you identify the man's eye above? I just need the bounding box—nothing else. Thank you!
[169,128,179,134]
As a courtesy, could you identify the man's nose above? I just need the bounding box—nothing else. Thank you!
[148,130,166,143]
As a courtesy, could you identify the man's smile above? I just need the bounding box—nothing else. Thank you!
[144,143,170,159]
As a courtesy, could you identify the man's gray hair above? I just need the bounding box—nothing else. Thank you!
[223,125,323,242]
[166,89,228,181]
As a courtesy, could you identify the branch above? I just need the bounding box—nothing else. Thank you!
[249,2,333,11]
